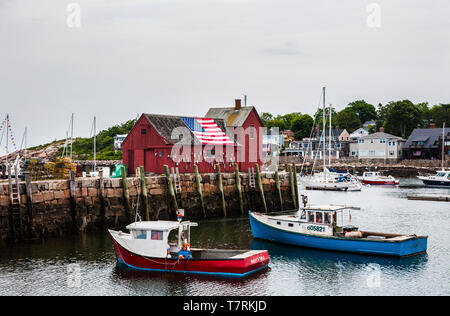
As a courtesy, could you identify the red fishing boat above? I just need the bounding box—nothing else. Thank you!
[109,220,269,278]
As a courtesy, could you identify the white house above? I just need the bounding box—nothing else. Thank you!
[114,134,128,151]
[349,127,369,140]
[349,128,406,160]
[263,129,284,156]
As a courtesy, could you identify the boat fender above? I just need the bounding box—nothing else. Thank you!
[345,231,363,238]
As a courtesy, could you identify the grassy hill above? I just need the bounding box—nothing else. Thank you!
[55,119,135,160]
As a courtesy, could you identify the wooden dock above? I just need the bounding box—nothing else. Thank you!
[406,194,450,202]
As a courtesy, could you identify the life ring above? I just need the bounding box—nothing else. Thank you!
[184,243,191,251]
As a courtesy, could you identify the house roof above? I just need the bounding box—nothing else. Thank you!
[205,106,258,127]
[404,128,450,149]
[322,129,347,136]
[362,132,405,141]
[143,113,236,146]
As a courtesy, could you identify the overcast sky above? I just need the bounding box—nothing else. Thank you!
[0,0,449,150]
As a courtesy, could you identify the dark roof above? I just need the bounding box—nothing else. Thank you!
[404,128,450,149]
[205,106,257,127]
[143,114,235,146]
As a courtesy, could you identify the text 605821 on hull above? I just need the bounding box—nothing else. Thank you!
[249,204,427,257]
[109,219,269,278]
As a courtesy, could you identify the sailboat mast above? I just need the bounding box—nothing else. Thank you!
[443,122,446,171]
[94,116,97,172]
[5,114,9,166]
[70,113,74,163]
[322,87,326,177]
[329,103,332,168]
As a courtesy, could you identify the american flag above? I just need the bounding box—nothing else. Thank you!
[181,117,234,145]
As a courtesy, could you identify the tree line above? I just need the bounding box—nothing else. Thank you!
[262,100,449,140]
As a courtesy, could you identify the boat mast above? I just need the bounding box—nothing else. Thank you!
[5,114,9,167]
[329,103,332,168]
[93,116,97,172]
[70,113,74,163]
[443,122,446,171]
[322,87,326,178]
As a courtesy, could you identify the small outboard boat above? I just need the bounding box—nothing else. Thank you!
[109,218,270,278]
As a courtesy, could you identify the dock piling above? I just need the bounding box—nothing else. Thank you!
[139,166,150,221]
[255,164,267,213]
[216,164,227,217]
[275,168,283,212]
[120,165,132,223]
[234,164,244,216]
[164,165,178,214]
[194,165,206,218]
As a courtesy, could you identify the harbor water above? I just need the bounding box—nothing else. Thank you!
[0,178,449,296]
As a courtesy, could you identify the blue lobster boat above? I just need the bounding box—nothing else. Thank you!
[249,204,428,257]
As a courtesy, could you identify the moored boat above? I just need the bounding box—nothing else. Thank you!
[358,171,399,185]
[109,219,270,278]
[249,203,427,257]
[417,170,450,188]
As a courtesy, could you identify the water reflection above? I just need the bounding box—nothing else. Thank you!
[251,239,428,272]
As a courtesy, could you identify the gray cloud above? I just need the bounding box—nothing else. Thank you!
[0,0,449,149]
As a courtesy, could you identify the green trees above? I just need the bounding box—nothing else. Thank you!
[377,100,428,139]
[292,114,314,140]
[261,99,449,141]
[429,104,450,128]
[334,109,362,133]
[263,112,314,140]
[347,100,377,124]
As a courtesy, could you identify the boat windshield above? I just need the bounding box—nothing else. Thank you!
[436,172,447,177]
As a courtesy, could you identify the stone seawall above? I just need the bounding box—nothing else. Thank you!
[0,172,296,243]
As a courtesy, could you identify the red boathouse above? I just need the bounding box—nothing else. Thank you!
[122,114,243,174]
[205,99,264,172]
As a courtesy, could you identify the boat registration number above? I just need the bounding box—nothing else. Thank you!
[306,225,326,233]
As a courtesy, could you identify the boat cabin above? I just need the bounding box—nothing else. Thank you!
[125,220,198,258]
[362,171,382,178]
[433,171,450,180]
[296,205,360,236]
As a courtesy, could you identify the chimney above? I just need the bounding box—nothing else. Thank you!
[379,127,385,133]
[235,99,242,110]
[430,123,436,128]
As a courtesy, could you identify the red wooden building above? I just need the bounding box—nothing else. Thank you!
[122,114,238,174]
[122,100,264,174]
[205,99,264,172]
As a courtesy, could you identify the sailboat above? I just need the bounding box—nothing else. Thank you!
[299,88,353,191]
[417,123,450,187]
